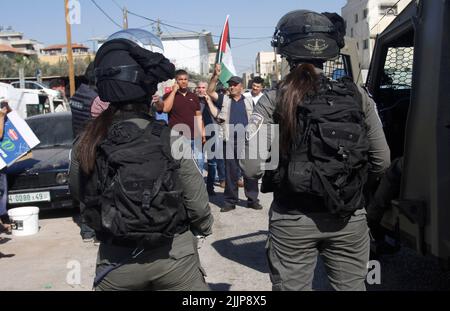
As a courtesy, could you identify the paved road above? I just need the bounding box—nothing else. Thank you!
[0,186,449,291]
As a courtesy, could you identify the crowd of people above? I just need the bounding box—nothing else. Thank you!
[0,9,393,292]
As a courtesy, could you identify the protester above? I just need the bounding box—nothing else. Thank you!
[244,76,265,105]
[162,70,206,172]
[207,67,262,212]
[197,81,225,195]
[69,29,213,291]
[240,10,391,290]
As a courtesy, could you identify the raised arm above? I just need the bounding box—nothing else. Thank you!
[162,83,179,113]
[207,64,221,103]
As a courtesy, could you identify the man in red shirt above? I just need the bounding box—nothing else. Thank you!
[162,70,205,172]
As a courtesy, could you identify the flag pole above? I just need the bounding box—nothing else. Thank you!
[217,15,229,65]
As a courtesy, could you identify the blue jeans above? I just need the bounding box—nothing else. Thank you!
[191,139,204,174]
[206,141,225,192]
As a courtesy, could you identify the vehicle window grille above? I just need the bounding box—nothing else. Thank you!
[382,47,414,90]
[322,54,350,81]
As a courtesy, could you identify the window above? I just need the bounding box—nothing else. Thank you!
[380,5,398,15]
[351,28,354,37]
[382,47,414,89]
[355,14,359,23]
[27,115,73,148]
[363,8,369,19]
[323,54,351,81]
[363,39,369,50]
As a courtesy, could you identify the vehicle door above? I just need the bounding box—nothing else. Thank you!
[366,0,450,267]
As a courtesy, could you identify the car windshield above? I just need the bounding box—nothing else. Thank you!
[36,82,50,88]
[26,114,73,149]
[12,81,49,89]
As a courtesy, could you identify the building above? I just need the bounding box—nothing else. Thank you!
[161,32,215,76]
[255,51,282,82]
[342,0,412,80]
[0,30,43,55]
[91,32,216,77]
[242,72,255,89]
[39,44,94,65]
[0,43,32,57]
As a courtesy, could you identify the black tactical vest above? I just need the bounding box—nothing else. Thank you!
[264,76,370,217]
[80,114,189,248]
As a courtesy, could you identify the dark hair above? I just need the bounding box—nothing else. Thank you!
[175,69,189,78]
[275,63,319,155]
[76,102,150,175]
[49,79,65,89]
[252,76,265,85]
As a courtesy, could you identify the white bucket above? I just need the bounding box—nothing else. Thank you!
[7,206,40,236]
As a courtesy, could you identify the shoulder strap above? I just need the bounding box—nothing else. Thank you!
[336,77,364,109]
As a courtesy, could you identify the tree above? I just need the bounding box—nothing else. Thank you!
[0,54,90,79]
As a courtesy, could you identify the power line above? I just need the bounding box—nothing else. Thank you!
[234,37,270,49]
[212,34,272,40]
[136,22,155,29]
[111,0,123,10]
[128,10,199,34]
[160,25,198,50]
[127,10,271,40]
[370,0,402,31]
[159,19,274,29]
[90,0,122,28]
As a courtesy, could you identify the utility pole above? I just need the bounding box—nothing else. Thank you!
[156,19,162,37]
[64,0,75,97]
[123,7,128,29]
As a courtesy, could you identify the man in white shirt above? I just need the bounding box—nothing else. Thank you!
[244,76,265,105]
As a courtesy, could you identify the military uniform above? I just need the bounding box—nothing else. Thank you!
[241,78,391,291]
[72,118,213,291]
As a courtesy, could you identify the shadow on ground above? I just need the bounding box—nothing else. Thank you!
[39,207,77,220]
[208,193,254,210]
[211,230,269,274]
[208,283,232,291]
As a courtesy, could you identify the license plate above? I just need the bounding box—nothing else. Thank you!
[8,192,51,204]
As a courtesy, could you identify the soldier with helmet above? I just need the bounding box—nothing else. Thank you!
[69,29,213,291]
[241,11,390,291]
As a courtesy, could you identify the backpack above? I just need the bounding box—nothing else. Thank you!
[280,76,370,216]
[79,116,188,247]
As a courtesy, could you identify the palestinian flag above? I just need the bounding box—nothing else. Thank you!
[215,15,237,87]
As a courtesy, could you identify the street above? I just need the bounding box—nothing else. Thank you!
[1,186,449,291]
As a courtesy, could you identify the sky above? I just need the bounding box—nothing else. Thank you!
[0,0,346,74]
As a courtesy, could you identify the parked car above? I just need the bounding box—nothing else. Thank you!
[10,81,62,99]
[6,112,73,210]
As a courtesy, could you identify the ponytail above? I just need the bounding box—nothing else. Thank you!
[77,105,117,175]
[276,63,319,155]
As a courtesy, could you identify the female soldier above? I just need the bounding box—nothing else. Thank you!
[241,11,390,291]
[71,29,213,291]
